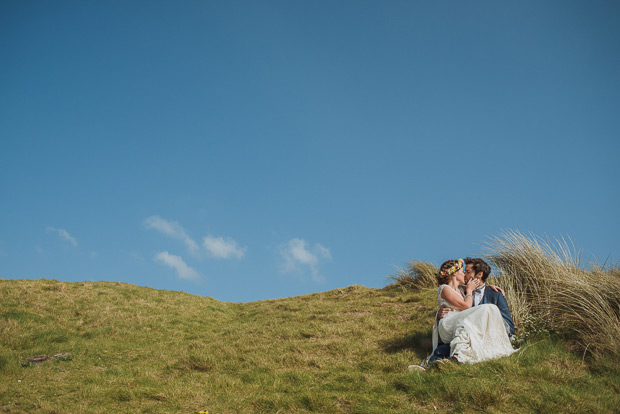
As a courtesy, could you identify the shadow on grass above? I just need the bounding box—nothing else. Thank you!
[380,331,432,358]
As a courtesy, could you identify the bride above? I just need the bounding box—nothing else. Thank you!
[432,259,516,364]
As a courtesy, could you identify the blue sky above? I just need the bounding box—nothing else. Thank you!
[1,1,619,302]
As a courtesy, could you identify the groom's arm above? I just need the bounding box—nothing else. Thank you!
[436,305,451,321]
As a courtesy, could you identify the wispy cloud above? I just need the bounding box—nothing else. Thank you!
[130,252,145,262]
[144,216,199,255]
[154,251,199,281]
[203,236,246,259]
[46,227,78,247]
[279,238,331,282]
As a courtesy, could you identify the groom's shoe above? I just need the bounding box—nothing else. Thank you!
[427,358,455,371]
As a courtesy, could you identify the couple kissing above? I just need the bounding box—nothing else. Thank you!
[410,257,517,370]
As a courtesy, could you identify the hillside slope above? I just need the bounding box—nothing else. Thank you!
[1,279,618,413]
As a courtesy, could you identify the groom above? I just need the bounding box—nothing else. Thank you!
[427,257,515,363]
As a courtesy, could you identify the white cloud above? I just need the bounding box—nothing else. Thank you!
[144,216,199,255]
[46,227,78,247]
[154,251,199,281]
[313,243,332,260]
[203,236,246,259]
[279,238,331,282]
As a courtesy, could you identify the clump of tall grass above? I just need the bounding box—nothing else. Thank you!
[387,261,438,291]
[485,230,620,357]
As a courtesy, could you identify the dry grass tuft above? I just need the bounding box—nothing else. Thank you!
[386,261,438,292]
[485,229,620,357]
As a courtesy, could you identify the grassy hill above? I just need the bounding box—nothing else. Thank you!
[1,278,619,413]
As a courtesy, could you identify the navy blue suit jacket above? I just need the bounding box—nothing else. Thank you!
[480,286,515,336]
[428,286,515,362]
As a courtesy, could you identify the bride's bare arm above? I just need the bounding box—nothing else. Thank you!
[487,285,505,296]
[440,279,480,311]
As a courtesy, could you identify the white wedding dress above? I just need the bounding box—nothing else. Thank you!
[434,284,516,364]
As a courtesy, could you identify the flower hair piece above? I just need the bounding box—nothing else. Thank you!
[441,259,464,276]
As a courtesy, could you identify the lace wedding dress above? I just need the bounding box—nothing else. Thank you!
[435,284,516,364]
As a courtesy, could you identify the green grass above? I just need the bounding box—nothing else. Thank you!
[1,278,619,413]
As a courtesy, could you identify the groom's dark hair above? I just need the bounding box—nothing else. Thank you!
[464,258,491,282]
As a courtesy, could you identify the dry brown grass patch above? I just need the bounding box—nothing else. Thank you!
[387,261,438,291]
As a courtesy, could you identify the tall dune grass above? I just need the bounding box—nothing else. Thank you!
[387,261,438,292]
[485,230,620,357]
